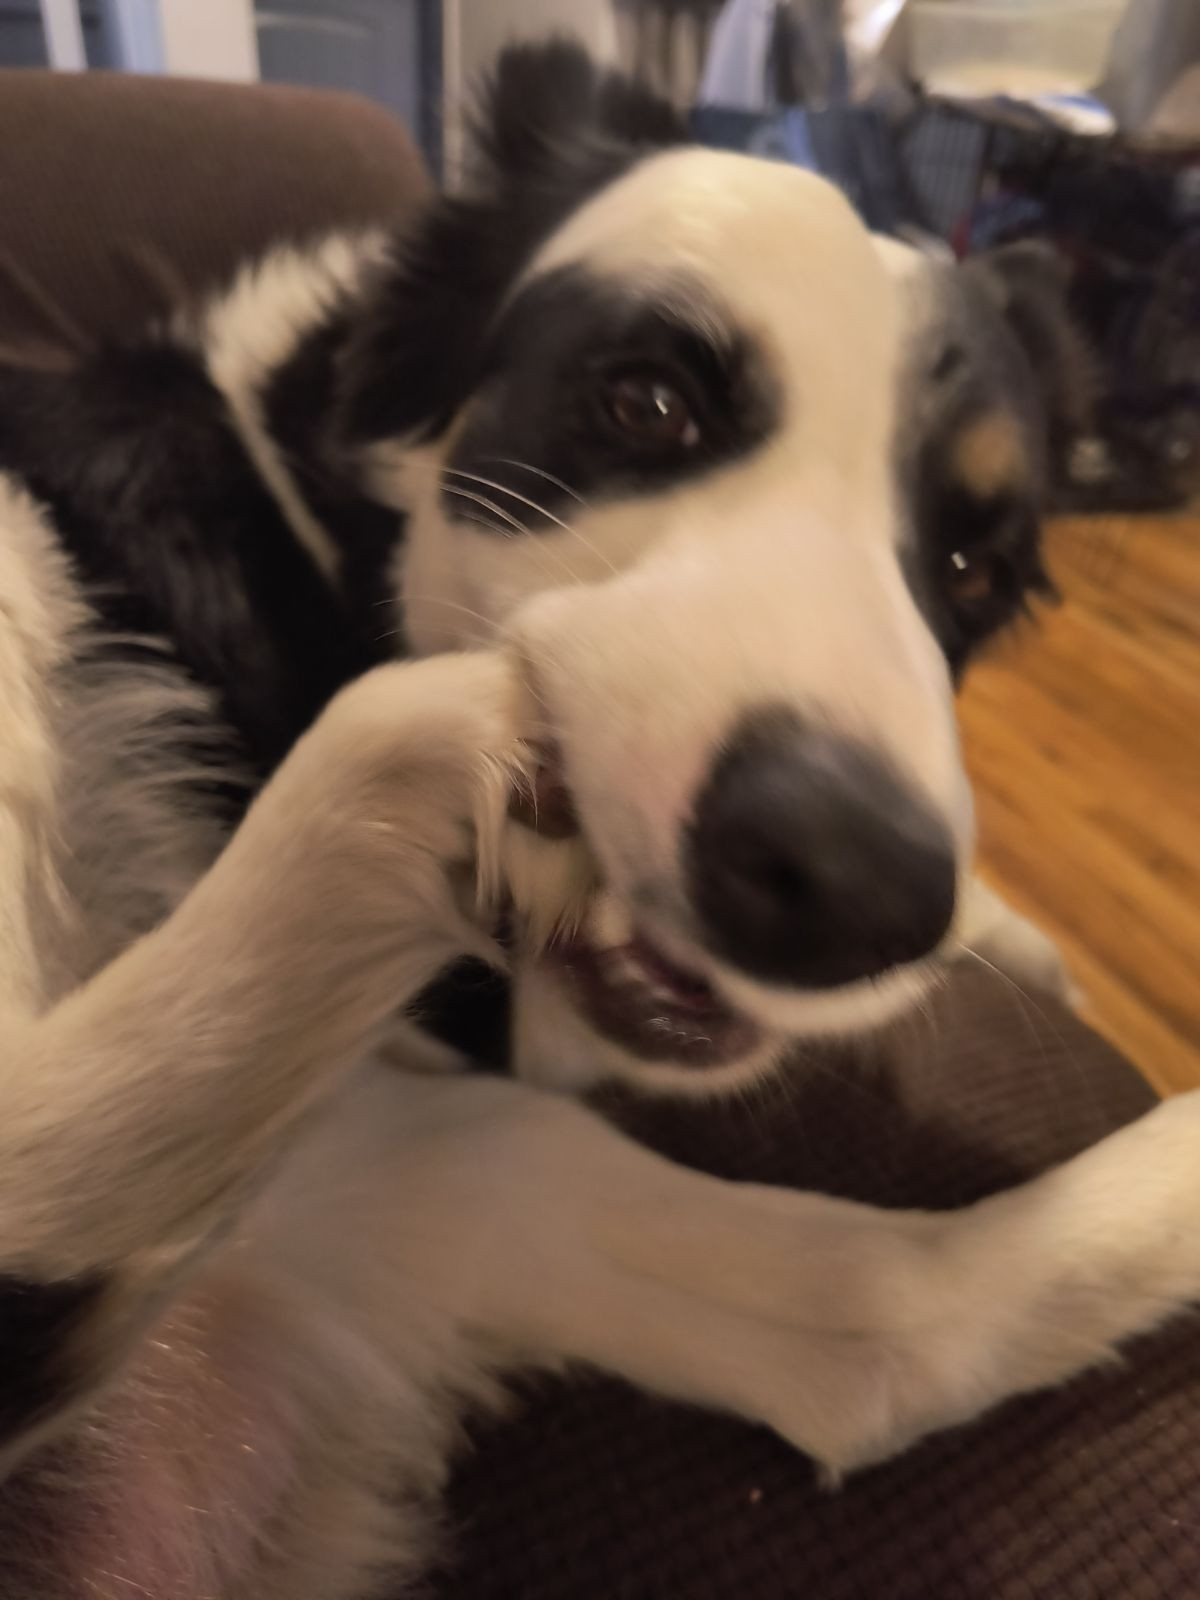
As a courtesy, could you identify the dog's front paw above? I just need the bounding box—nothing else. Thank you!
[278,651,530,937]
[819,1092,1200,1473]
[327,648,523,801]
[729,1093,1200,1480]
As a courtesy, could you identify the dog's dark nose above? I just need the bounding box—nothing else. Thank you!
[687,710,957,989]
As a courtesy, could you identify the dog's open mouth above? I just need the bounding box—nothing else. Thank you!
[510,741,765,1068]
[546,925,765,1068]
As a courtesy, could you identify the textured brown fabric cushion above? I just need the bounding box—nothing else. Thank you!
[0,70,427,369]
[0,70,1194,1600]
[437,968,1200,1599]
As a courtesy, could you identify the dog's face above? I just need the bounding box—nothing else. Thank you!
[343,44,1052,1092]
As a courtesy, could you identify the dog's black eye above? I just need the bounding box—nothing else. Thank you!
[937,486,1027,626]
[947,545,1002,608]
[930,487,1051,676]
[603,371,700,451]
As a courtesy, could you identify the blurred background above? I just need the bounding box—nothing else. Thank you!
[4,0,1198,1093]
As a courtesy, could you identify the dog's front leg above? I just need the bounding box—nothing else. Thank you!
[273,1067,1200,1482]
[0,652,523,1475]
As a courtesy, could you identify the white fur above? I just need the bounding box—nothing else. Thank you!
[0,479,237,1018]
[0,478,85,1015]
[257,1061,1200,1488]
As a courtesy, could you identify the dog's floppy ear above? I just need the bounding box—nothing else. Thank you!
[338,40,686,446]
[963,241,1096,464]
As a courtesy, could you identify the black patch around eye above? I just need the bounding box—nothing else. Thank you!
[906,477,1051,679]
[440,267,777,535]
[0,1272,106,1447]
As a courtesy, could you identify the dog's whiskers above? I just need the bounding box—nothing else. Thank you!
[443,467,618,578]
[441,483,528,535]
[373,595,499,647]
[954,941,1051,1032]
[478,457,588,506]
[441,485,585,586]
[954,940,1095,1115]
[373,600,557,722]
[953,942,1052,1057]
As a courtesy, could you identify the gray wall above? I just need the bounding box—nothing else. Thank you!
[255,0,441,167]
[0,0,117,66]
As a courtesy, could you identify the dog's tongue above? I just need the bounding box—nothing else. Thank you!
[626,931,722,1013]
[541,892,765,1069]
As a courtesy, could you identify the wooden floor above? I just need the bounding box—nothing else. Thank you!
[959,512,1200,1098]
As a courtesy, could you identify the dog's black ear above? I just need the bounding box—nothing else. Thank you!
[964,241,1096,462]
[476,37,686,184]
[337,41,686,447]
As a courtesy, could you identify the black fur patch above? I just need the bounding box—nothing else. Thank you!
[411,958,512,1072]
[443,268,778,531]
[0,1273,105,1447]
[337,41,686,448]
[0,345,372,774]
[261,307,408,654]
[931,342,966,383]
[964,241,1096,469]
[908,464,1051,676]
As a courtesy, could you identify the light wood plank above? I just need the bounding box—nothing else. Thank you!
[959,514,1200,1098]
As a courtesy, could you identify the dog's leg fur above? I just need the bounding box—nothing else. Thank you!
[0,484,89,1018]
[23,1055,1198,1598]
[269,1064,1200,1490]
[0,490,525,1477]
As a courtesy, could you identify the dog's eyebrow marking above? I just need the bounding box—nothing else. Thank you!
[953,411,1027,498]
[518,264,741,363]
[640,280,740,354]
[444,262,778,538]
[0,1272,107,1446]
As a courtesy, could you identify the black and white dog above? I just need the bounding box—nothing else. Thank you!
[0,42,1196,1600]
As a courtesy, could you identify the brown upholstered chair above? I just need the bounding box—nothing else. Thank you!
[1,68,1195,1600]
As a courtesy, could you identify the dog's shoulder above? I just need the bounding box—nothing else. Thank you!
[0,230,405,1002]
[0,230,397,775]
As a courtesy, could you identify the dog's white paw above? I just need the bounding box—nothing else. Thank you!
[274,651,530,946]
[731,1092,1200,1479]
[317,650,523,815]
